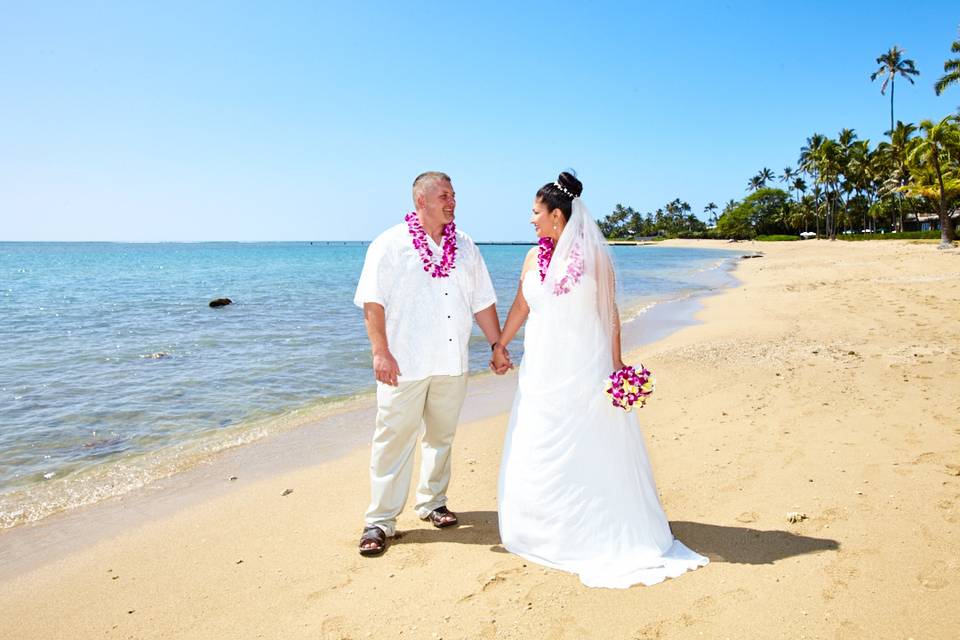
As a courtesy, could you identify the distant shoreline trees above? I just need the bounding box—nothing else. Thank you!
[598,32,960,248]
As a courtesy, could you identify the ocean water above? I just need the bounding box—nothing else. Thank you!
[0,241,737,528]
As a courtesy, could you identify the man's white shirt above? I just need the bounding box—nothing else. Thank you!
[354,223,497,382]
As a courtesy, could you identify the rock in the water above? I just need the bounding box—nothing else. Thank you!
[209,298,233,308]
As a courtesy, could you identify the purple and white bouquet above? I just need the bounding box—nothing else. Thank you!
[605,364,655,412]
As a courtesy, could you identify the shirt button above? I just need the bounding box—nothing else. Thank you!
[448,338,452,342]
[447,315,451,319]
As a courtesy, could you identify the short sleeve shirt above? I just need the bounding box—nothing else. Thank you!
[354,222,497,382]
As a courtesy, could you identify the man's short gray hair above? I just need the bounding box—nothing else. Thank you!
[412,171,452,201]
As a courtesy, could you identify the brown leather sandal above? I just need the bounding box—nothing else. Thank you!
[358,525,387,556]
[421,506,458,528]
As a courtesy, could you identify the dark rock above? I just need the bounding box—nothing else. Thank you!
[209,298,233,308]
[281,488,293,496]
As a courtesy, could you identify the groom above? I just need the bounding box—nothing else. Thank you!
[354,171,504,556]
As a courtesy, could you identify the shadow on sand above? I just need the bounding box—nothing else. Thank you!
[391,510,503,548]
[392,513,839,564]
[670,520,839,564]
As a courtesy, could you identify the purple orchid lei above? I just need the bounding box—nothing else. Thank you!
[536,236,583,295]
[405,212,457,278]
[605,364,655,412]
[537,237,554,282]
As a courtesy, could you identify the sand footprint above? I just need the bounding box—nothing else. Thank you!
[916,560,956,590]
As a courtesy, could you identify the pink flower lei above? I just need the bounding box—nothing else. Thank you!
[537,237,554,282]
[405,212,457,278]
[537,236,583,295]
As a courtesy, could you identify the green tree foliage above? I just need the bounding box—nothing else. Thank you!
[900,115,960,246]
[715,188,793,239]
[934,36,960,96]
[598,199,708,239]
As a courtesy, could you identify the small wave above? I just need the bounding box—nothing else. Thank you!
[0,391,374,529]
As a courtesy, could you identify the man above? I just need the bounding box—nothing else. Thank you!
[353,171,504,556]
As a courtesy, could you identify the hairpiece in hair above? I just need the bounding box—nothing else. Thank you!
[553,182,576,199]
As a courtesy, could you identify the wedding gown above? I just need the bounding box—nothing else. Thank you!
[497,270,708,588]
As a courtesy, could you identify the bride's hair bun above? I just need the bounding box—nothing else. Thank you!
[536,170,584,221]
[557,171,583,198]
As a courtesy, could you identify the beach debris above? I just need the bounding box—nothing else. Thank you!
[209,297,233,308]
[740,253,764,259]
[42,472,55,480]
[235,559,244,564]
[945,464,960,477]
[735,511,758,523]
[786,512,807,523]
[281,488,293,496]
[229,476,238,481]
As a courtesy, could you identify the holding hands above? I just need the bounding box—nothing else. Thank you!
[490,343,513,375]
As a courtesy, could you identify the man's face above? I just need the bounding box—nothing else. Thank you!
[419,180,456,227]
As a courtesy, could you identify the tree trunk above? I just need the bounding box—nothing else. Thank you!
[890,79,895,134]
[936,161,957,247]
[938,209,956,246]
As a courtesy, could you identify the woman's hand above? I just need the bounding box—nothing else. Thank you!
[490,343,513,374]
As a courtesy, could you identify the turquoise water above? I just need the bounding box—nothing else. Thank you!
[0,241,736,527]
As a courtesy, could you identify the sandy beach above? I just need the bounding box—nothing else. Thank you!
[1,239,958,639]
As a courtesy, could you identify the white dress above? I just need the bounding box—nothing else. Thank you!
[497,270,708,588]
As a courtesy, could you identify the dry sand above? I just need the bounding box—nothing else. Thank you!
[1,239,958,639]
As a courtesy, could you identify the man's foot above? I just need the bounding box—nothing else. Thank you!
[359,525,387,556]
[421,506,458,528]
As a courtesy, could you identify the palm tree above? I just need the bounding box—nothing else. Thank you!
[935,37,960,96]
[704,202,718,227]
[791,176,807,205]
[810,184,824,236]
[877,121,917,231]
[758,167,775,187]
[871,46,920,134]
[747,174,764,191]
[813,138,844,239]
[902,115,960,247]
[799,133,826,184]
[780,166,795,185]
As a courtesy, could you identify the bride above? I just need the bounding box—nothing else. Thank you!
[490,171,708,589]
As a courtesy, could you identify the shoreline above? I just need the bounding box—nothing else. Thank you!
[0,243,743,580]
[1,239,958,638]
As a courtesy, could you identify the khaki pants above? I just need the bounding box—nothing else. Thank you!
[365,374,468,537]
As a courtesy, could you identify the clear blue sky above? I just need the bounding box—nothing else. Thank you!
[2,2,958,241]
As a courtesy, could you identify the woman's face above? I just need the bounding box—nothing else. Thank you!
[531,198,563,239]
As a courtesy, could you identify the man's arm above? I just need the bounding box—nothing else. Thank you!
[474,303,502,347]
[363,302,401,386]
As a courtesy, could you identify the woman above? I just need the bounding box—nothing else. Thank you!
[491,172,708,588]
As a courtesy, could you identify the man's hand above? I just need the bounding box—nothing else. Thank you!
[489,344,513,375]
[373,350,401,386]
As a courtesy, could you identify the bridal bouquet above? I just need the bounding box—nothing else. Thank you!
[605,364,655,412]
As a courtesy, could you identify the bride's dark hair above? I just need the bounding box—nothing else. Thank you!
[536,171,583,221]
